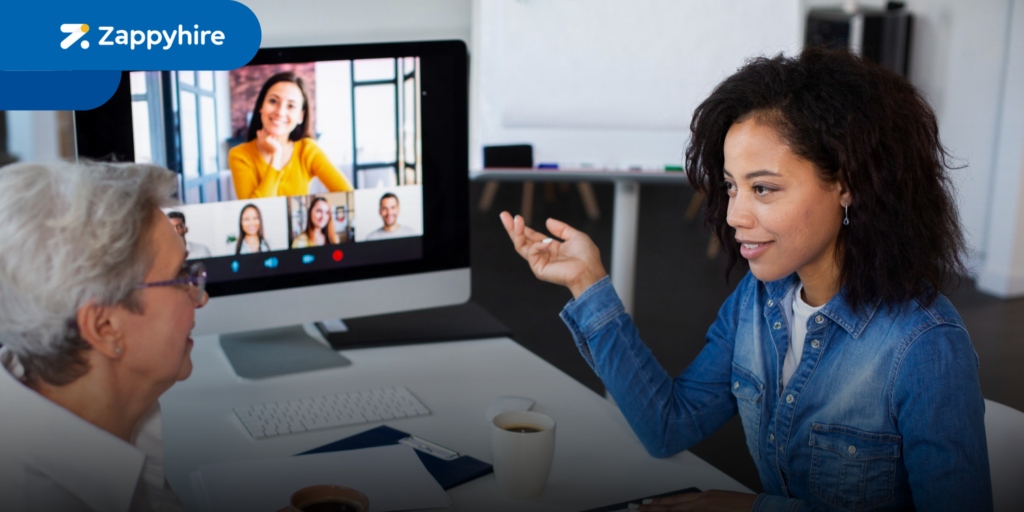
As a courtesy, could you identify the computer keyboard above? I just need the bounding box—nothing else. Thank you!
[233,386,431,439]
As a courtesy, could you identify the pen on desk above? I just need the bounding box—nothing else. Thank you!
[398,435,460,460]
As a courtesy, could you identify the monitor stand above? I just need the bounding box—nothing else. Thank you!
[219,324,351,379]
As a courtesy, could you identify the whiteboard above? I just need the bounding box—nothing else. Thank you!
[472,0,802,169]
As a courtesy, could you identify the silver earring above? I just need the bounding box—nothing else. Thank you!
[843,201,850,226]
[115,346,121,354]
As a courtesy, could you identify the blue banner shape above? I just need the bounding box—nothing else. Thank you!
[0,71,121,110]
[0,1,261,71]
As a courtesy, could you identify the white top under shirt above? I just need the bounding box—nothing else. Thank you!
[0,347,186,512]
[782,283,825,389]
[365,224,418,241]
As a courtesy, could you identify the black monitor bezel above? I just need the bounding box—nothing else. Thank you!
[75,40,469,298]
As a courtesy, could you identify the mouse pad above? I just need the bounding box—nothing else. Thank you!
[580,487,701,512]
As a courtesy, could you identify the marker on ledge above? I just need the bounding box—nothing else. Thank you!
[537,162,559,169]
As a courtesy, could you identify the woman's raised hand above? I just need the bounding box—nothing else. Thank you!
[255,129,284,169]
[499,212,607,298]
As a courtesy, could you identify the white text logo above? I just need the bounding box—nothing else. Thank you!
[97,25,225,50]
[60,24,225,51]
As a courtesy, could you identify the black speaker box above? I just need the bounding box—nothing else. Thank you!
[806,2,913,77]
[483,144,533,168]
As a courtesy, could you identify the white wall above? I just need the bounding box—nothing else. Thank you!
[237,0,471,47]
[5,111,63,163]
[471,0,802,170]
[911,0,1012,264]
[978,0,1024,296]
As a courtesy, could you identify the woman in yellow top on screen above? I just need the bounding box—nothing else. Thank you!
[228,72,354,199]
[291,196,339,248]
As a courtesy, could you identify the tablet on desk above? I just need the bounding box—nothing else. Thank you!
[581,487,701,512]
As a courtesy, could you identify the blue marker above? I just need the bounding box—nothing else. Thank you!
[302,254,315,264]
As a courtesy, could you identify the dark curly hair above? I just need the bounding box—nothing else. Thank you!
[685,46,967,311]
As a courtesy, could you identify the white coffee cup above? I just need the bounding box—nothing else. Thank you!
[490,410,556,499]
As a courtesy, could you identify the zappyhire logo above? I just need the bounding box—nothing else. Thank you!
[61,23,227,51]
[3,1,259,70]
[1,1,260,110]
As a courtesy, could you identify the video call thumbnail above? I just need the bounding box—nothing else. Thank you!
[131,56,425,267]
[164,186,422,259]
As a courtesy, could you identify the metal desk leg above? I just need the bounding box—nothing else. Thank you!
[478,181,500,212]
[577,182,601,220]
[611,180,640,314]
[521,181,535,226]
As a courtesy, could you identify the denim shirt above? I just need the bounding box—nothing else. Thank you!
[560,273,992,511]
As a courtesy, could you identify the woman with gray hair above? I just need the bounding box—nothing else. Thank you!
[0,161,207,511]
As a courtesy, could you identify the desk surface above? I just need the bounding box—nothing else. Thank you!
[161,336,749,511]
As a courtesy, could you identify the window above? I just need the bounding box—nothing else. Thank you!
[400,57,420,186]
[352,59,397,189]
[349,57,420,189]
[129,72,166,168]
[176,70,224,204]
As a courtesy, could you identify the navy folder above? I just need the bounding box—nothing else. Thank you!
[295,425,493,490]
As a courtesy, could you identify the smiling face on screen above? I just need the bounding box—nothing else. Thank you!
[240,206,262,237]
[380,196,399,229]
[259,81,305,138]
[311,200,330,229]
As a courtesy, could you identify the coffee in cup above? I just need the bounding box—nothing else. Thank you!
[491,410,556,499]
[501,423,543,433]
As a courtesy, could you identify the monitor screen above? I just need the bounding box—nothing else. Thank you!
[135,56,424,284]
[76,41,468,303]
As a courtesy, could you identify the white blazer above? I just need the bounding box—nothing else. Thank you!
[0,348,185,512]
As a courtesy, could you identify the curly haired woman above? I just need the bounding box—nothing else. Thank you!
[500,47,991,511]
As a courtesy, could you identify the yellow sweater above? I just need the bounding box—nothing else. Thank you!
[228,138,353,199]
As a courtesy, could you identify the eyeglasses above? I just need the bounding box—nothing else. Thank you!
[135,261,207,304]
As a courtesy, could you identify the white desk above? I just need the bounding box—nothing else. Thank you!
[471,169,691,315]
[161,336,749,512]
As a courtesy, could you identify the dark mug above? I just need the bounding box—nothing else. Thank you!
[287,485,369,512]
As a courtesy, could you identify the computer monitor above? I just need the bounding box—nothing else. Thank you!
[75,40,469,375]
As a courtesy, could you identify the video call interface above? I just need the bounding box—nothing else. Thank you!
[129,57,424,283]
